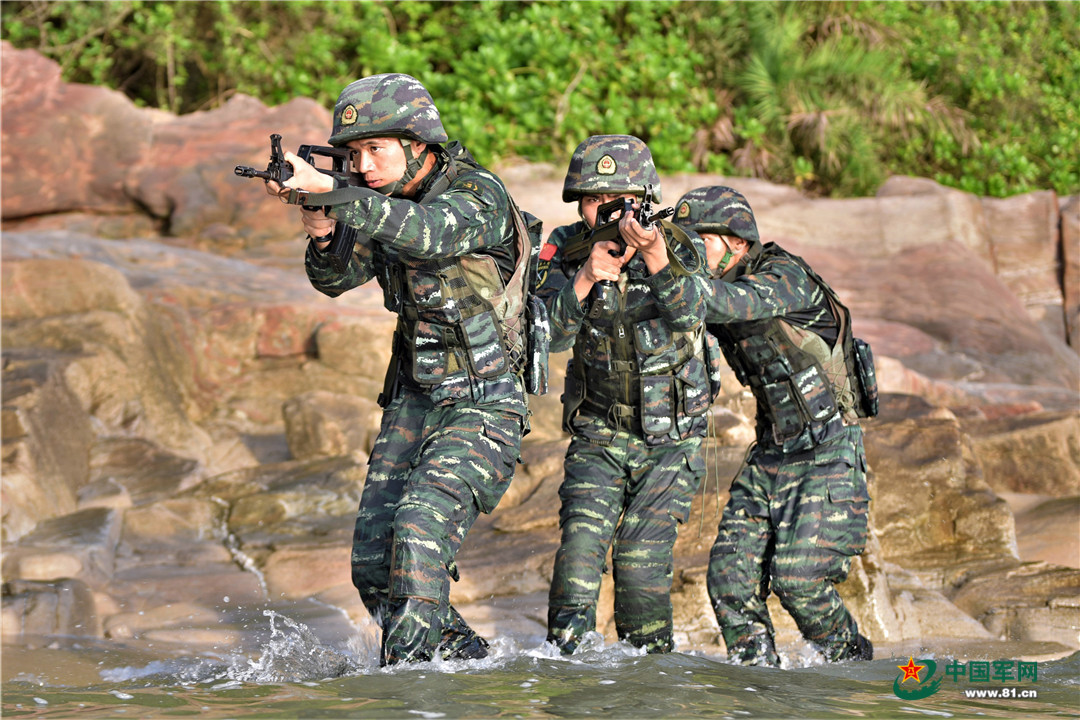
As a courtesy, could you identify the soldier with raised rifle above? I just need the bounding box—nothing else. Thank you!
[257,73,545,665]
[673,185,878,667]
[536,135,718,654]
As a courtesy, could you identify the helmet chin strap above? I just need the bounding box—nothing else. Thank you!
[372,138,431,197]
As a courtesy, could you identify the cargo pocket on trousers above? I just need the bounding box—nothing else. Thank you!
[822,456,869,556]
[467,416,521,514]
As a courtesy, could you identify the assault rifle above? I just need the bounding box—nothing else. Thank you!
[234,134,362,273]
[560,184,674,286]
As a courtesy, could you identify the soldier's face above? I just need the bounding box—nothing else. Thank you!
[347,137,425,191]
[580,193,638,229]
[702,233,749,274]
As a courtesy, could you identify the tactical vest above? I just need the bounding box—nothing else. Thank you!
[564,260,712,443]
[376,144,539,407]
[710,245,868,453]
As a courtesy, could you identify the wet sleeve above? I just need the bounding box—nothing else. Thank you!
[535,223,587,353]
[327,169,512,259]
[304,233,377,298]
[642,227,707,331]
[705,257,820,323]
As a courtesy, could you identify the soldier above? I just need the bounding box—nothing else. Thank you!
[538,135,713,654]
[267,73,536,665]
[672,185,874,666]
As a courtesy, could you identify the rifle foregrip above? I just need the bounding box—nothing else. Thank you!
[325,225,359,274]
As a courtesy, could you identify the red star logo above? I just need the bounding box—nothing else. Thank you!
[897,657,925,683]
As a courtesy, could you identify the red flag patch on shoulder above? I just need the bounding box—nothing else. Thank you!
[539,242,558,261]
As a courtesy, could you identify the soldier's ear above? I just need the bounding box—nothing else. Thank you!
[729,235,750,252]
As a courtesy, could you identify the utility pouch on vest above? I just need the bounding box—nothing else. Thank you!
[640,375,675,437]
[791,364,837,423]
[703,332,725,401]
[676,356,711,417]
[851,337,879,417]
[524,294,550,395]
[410,321,454,384]
[761,379,806,442]
[460,312,508,378]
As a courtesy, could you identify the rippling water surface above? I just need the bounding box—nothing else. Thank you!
[4,611,1078,719]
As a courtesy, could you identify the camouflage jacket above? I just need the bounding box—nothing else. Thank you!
[537,221,710,444]
[705,243,855,452]
[305,146,525,415]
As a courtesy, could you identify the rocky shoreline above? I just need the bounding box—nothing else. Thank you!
[2,42,1078,668]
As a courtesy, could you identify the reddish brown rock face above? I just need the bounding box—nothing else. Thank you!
[1,42,1077,660]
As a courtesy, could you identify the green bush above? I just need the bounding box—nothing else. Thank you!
[2,0,1076,198]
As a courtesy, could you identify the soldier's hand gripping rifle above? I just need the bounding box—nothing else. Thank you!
[560,183,675,287]
[234,134,362,273]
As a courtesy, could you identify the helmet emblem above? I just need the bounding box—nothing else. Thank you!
[341,104,358,126]
[596,154,617,175]
[676,202,691,219]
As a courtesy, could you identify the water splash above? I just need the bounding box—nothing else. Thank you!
[227,610,359,683]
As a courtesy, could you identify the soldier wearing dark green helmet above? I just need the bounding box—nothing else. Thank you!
[268,73,539,666]
[560,134,663,203]
[674,185,875,667]
[537,135,716,655]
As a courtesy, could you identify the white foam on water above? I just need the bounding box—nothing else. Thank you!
[900,706,953,717]
[227,609,360,683]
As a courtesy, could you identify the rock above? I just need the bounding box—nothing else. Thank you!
[106,564,266,613]
[884,564,995,641]
[314,316,397,381]
[282,391,381,460]
[261,545,352,600]
[492,473,562,533]
[2,508,121,587]
[864,395,1019,584]
[1,257,213,469]
[118,498,227,550]
[1,348,94,542]
[0,43,152,220]
[948,561,1080,649]
[103,602,220,640]
[451,517,560,605]
[1061,195,1079,349]
[2,43,1079,664]
[982,190,1068,344]
[1,578,101,639]
[89,437,203,506]
[1009,495,1080,569]
[499,438,568,511]
[962,411,1080,496]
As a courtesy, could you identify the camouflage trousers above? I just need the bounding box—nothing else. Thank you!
[351,387,522,665]
[707,424,869,665]
[547,424,705,654]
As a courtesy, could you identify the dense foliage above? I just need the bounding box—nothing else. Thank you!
[3,0,1076,198]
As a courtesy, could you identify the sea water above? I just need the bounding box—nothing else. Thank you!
[4,610,1078,719]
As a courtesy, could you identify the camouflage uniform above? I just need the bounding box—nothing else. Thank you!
[673,186,872,666]
[539,136,711,654]
[305,74,529,664]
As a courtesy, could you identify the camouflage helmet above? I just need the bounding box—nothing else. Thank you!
[562,135,662,203]
[672,186,759,243]
[328,73,449,147]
